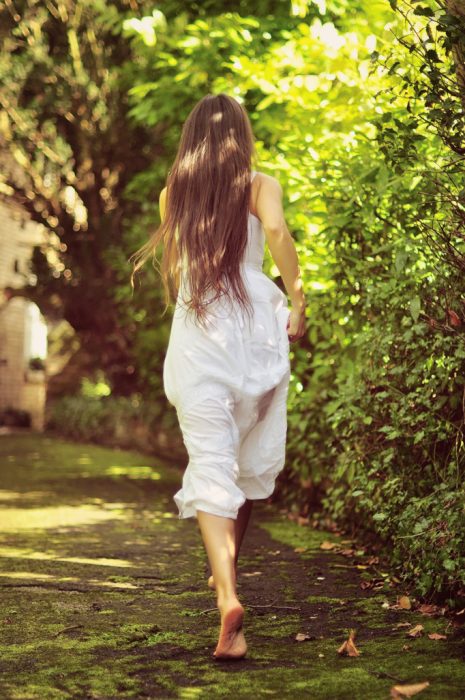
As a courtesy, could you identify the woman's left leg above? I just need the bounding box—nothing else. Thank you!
[197,509,247,659]
[208,498,253,590]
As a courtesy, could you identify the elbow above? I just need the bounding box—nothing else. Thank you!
[263,221,286,240]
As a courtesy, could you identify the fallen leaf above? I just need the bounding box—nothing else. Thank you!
[390,681,430,698]
[367,555,379,565]
[427,632,447,640]
[417,603,445,617]
[294,547,307,553]
[360,580,374,590]
[340,548,356,557]
[320,541,338,550]
[295,632,313,642]
[402,643,412,651]
[399,596,412,610]
[337,629,361,657]
[406,624,424,638]
[394,622,412,629]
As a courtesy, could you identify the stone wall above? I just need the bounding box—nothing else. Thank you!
[0,200,48,430]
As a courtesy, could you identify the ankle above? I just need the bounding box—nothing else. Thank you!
[216,593,241,611]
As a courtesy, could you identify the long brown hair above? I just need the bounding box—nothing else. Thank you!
[130,93,257,326]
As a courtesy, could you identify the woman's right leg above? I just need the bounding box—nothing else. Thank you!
[197,509,247,659]
[174,391,248,657]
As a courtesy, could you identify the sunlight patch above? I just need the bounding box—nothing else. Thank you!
[0,546,134,568]
[0,505,126,531]
[105,466,161,480]
[0,571,139,588]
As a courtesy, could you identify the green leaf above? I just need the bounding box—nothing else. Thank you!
[410,296,422,322]
[373,513,388,522]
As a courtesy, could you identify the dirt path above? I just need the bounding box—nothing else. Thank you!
[0,433,463,699]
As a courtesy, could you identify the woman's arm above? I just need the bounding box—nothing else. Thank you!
[255,174,306,341]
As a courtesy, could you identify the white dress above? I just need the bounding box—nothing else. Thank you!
[163,170,291,520]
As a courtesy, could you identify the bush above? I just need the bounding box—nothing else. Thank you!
[320,314,465,602]
[271,1,465,604]
[46,394,184,460]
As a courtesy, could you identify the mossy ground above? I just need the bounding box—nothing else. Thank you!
[0,432,463,699]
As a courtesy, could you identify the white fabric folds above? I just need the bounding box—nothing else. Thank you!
[163,171,291,519]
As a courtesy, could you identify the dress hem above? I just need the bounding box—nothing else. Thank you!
[177,505,241,520]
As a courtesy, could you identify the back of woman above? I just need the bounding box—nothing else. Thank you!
[131,92,306,660]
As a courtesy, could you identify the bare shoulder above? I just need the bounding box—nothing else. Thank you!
[253,172,283,196]
[253,172,285,232]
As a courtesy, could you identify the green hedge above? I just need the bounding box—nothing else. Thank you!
[46,395,184,461]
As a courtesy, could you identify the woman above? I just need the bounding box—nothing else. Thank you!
[131,93,306,660]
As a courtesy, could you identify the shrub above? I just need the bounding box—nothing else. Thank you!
[46,394,183,460]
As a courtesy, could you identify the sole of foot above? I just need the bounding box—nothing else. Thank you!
[213,602,247,660]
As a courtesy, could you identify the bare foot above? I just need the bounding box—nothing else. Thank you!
[213,600,247,660]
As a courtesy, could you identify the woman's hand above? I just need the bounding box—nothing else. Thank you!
[287,304,306,342]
